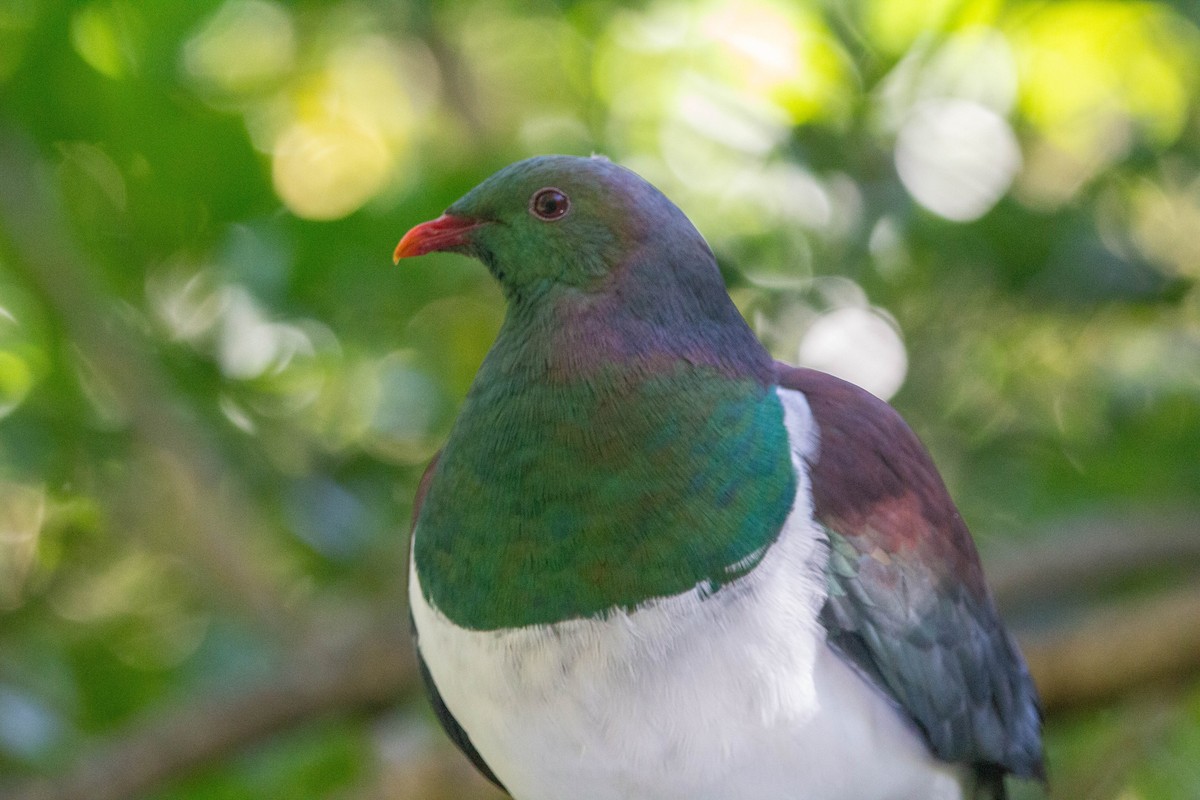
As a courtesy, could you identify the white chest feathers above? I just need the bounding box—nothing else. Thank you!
[409,388,968,800]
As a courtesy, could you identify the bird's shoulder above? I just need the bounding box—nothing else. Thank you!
[776,364,988,589]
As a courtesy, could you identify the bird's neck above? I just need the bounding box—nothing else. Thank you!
[412,305,797,631]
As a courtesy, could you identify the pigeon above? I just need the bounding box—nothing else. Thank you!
[394,155,1043,800]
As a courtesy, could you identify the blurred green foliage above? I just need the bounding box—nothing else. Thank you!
[0,0,1198,798]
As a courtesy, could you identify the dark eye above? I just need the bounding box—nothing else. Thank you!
[530,187,569,221]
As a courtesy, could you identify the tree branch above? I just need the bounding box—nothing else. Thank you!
[1019,583,1200,714]
[3,624,416,800]
[986,509,1200,613]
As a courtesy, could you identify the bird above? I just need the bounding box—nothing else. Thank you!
[393,154,1044,800]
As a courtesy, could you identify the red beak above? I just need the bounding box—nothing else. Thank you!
[393,213,487,263]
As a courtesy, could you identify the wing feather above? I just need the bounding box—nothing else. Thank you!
[778,365,1044,785]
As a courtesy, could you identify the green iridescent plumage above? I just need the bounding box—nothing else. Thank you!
[415,357,795,630]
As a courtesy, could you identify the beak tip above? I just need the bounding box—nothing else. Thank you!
[392,229,420,263]
[392,213,482,265]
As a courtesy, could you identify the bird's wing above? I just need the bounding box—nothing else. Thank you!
[777,365,1044,784]
[409,453,509,795]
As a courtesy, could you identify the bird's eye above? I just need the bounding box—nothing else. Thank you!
[530,188,570,221]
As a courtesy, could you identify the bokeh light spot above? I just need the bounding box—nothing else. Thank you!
[895,98,1021,221]
[182,0,295,96]
[0,686,61,760]
[271,117,392,221]
[0,482,46,609]
[799,306,908,400]
[70,3,135,79]
[265,33,414,220]
[0,351,33,420]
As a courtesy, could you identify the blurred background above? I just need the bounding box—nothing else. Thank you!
[0,0,1198,798]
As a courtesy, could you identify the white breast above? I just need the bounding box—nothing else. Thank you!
[409,388,967,800]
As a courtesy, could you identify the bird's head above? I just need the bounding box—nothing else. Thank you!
[395,155,710,301]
